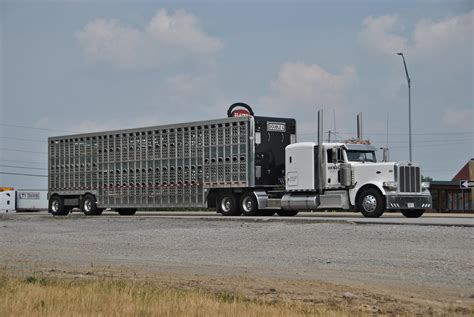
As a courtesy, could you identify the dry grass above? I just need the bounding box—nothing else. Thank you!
[0,273,356,317]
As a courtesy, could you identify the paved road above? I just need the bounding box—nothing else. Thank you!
[6,210,474,227]
[10,210,473,227]
[129,211,474,227]
[1,212,473,299]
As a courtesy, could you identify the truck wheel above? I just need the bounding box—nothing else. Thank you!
[217,194,240,216]
[401,209,424,218]
[117,208,136,216]
[240,192,259,216]
[276,210,299,217]
[49,195,69,216]
[357,188,384,218]
[81,194,102,216]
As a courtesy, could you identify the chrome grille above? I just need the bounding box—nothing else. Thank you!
[399,165,421,193]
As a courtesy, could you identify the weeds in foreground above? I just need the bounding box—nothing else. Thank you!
[0,273,354,317]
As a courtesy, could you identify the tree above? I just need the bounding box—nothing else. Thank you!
[422,176,433,182]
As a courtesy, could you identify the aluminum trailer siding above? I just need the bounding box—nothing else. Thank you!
[48,116,296,211]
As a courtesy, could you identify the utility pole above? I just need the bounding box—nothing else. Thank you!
[397,52,412,162]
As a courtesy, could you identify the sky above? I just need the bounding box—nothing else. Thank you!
[0,0,473,189]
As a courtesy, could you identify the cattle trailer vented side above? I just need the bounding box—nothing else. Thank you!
[48,115,296,210]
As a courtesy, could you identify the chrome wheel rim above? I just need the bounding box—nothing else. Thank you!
[84,199,92,212]
[221,197,232,212]
[242,196,253,213]
[362,195,377,212]
[52,200,59,212]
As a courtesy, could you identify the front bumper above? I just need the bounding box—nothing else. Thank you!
[386,194,432,210]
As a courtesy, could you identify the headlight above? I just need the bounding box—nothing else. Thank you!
[422,182,430,189]
[383,181,397,190]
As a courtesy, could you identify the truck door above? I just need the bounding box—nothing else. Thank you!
[324,147,344,188]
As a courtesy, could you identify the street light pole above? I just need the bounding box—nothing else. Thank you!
[397,52,412,162]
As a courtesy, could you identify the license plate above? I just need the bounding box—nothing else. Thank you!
[407,202,414,208]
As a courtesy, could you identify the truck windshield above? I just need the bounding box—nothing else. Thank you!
[346,151,376,162]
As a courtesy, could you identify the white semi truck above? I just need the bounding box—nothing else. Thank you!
[47,104,431,217]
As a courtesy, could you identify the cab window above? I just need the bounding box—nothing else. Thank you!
[326,149,333,163]
[347,151,376,162]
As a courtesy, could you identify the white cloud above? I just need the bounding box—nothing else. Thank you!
[257,62,357,140]
[77,9,222,69]
[412,11,473,57]
[359,10,473,60]
[260,62,356,112]
[146,10,221,55]
[359,15,408,56]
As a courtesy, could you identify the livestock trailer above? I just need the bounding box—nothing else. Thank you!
[48,104,296,215]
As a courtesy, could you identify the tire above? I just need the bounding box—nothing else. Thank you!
[357,188,385,218]
[49,196,69,216]
[239,192,259,216]
[276,210,299,217]
[81,194,102,216]
[116,208,136,216]
[217,193,240,216]
[401,209,424,218]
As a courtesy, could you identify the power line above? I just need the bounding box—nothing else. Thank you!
[367,132,473,136]
[0,159,47,165]
[0,136,45,143]
[0,171,47,178]
[0,123,75,133]
[371,138,474,144]
[0,164,47,170]
[390,141,473,149]
[0,148,47,155]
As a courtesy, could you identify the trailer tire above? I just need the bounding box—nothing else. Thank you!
[276,210,299,217]
[117,208,136,216]
[49,196,69,216]
[401,209,424,218]
[217,193,240,216]
[357,188,385,218]
[240,192,259,216]
[81,194,102,216]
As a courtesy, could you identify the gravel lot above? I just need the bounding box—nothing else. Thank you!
[1,212,473,304]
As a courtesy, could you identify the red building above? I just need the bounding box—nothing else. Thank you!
[429,159,474,212]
